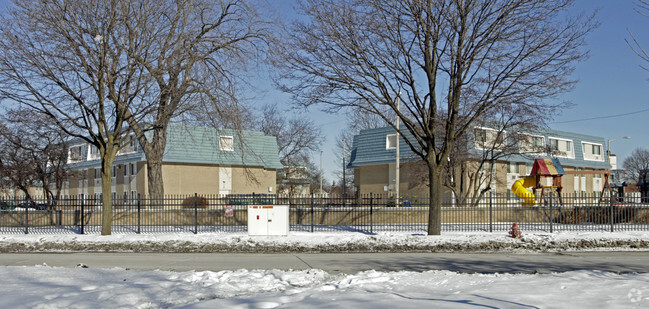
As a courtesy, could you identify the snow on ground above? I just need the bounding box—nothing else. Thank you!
[0,266,648,308]
[1,231,649,308]
[1,230,649,252]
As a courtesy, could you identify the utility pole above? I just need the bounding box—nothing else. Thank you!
[343,138,346,198]
[320,150,323,195]
[395,93,400,207]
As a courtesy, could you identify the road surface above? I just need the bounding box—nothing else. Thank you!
[1,252,648,274]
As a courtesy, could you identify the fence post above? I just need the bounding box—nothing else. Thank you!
[610,192,614,232]
[194,193,198,234]
[137,194,141,234]
[80,196,85,235]
[549,193,554,233]
[310,193,314,233]
[489,191,493,233]
[370,193,373,234]
[24,198,28,235]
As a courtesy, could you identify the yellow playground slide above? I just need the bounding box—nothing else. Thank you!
[511,176,536,207]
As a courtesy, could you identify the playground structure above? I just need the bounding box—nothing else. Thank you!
[511,158,613,207]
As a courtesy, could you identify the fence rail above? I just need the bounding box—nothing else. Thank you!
[1,193,648,234]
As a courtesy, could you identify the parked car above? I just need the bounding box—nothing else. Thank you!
[16,201,47,210]
[0,201,12,210]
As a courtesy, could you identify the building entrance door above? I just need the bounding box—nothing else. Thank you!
[219,167,232,195]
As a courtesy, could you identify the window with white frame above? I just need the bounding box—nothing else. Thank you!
[507,162,519,174]
[582,142,603,161]
[548,137,574,158]
[474,127,505,149]
[68,145,84,162]
[386,134,397,150]
[130,163,137,176]
[520,134,545,153]
[220,136,234,151]
[88,145,100,159]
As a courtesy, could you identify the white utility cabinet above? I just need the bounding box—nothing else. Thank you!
[247,205,289,236]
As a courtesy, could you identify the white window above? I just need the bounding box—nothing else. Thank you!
[548,137,574,158]
[130,163,137,176]
[520,134,545,153]
[94,169,101,179]
[507,162,519,174]
[582,142,604,161]
[386,134,397,150]
[130,139,138,152]
[68,145,84,162]
[474,127,505,150]
[220,136,234,151]
[111,166,117,178]
[88,145,100,159]
[118,135,139,155]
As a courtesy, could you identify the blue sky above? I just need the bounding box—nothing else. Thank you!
[1,0,647,184]
[299,0,649,181]
[549,0,648,167]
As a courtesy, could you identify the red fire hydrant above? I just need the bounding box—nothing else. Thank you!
[509,223,522,238]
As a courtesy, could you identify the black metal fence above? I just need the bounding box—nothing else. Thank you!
[1,192,648,234]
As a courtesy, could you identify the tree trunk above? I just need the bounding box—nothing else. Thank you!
[100,156,115,236]
[144,128,167,199]
[427,162,442,235]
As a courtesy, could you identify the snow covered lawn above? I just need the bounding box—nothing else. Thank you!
[1,230,649,252]
[0,231,648,308]
[0,266,647,308]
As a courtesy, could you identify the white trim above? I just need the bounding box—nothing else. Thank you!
[581,141,604,162]
[473,127,506,150]
[548,137,575,159]
[67,144,85,163]
[386,134,397,150]
[87,144,100,161]
[519,133,545,154]
[219,136,234,151]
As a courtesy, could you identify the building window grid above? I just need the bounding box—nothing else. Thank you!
[474,127,505,150]
[548,137,574,158]
[386,134,397,150]
[220,136,234,151]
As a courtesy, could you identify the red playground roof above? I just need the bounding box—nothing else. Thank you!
[530,158,566,176]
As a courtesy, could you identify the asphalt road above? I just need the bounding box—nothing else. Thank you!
[1,252,648,274]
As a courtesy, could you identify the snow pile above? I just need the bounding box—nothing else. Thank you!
[1,266,647,308]
[1,231,648,253]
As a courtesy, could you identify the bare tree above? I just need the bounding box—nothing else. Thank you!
[256,104,324,166]
[623,148,649,185]
[445,104,546,206]
[119,0,270,198]
[0,109,69,203]
[627,0,649,71]
[334,108,391,196]
[0,0,149,235]
[278,0,595,235]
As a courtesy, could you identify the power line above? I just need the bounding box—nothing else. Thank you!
[550,107,649,124]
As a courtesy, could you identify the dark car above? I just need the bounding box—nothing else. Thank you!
[0,201,11,210]
[16,201,47,210]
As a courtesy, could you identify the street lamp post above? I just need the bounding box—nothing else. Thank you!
[607,136,630,169]
[319,150,323,195]
[607,136,631,156]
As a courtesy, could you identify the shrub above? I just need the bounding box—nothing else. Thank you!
[181,196,209,208]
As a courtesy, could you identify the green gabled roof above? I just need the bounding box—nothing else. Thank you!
[347,126,420,168]
[160,125,283,169]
